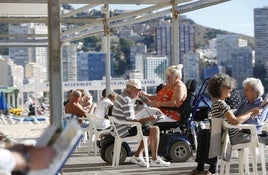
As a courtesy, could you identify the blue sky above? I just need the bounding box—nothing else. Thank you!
[184,0,268,36]
[73,0,267,36]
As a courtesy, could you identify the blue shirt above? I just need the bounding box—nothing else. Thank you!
[234,97,268,133]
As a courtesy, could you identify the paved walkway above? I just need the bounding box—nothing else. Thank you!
[62,141,267,175]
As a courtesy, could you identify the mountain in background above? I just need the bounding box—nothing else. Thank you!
[194,23,254,49]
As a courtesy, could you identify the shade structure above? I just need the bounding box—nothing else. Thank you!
[0,91,8,111]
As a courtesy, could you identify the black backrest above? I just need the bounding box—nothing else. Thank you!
[179,79,197,124]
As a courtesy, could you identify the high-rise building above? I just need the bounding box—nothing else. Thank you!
[216,34,249,74]
[217,34,239,65]
[231,46,253,89]
[62,43,77,82]
[25,62,43,83]
[182,52,199,82]
[77,52,114,81]
[9,24,29,66]
[0,58,9,86]
[33,23,48,82]
[0,58,24,87]
[130,44,147,70]
[9,23,48,83]
[254,7,268,91]
[143,56,168,83]
[156,16,195,65]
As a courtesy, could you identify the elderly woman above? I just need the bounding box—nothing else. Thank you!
[140,64,187,122]
[191,74,263,175]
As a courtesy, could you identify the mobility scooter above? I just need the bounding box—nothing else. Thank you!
[98,79,210,164]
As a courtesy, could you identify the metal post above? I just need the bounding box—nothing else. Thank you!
[48,0,62,127]
[172,0,179,65]
[102,4,111,96]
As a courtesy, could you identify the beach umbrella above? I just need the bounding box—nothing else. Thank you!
[0,91,8,111]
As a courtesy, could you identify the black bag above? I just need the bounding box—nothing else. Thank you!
[193,106,211,121]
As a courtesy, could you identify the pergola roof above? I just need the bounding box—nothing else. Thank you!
[0,0,230,126]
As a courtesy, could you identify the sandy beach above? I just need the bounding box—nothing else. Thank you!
[0,122,50,141]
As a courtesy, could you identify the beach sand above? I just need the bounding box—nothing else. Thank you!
[0,122,50,141]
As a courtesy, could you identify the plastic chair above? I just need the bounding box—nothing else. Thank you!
[86,113,111,156]
[108,116,149,168]
[64,113,88,147]
[257,120,268,174]
[220,120,261,175]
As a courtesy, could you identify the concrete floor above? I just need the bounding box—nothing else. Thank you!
[62,141,267,175]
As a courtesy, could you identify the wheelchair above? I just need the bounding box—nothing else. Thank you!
[98,79,199,164]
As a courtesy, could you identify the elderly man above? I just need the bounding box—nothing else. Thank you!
[65,89,89,127]
[112,79,170,167]
[234,78,268,137]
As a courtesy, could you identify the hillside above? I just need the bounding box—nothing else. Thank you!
[195,23,255,49]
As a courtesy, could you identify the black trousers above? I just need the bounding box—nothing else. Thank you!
[195,129,217,165]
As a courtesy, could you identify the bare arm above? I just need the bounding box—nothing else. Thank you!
[151,83,187,107]
[133,115,157,124]
[224,107,261,125]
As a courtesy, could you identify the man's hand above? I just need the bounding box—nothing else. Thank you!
[250,107,262,118]
[147,115,157,122]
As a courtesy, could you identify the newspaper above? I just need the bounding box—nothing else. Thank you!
[135,106,166,125]
[29,119,83,175]
[260,94,268,109]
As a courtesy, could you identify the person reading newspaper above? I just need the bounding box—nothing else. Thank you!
[112,79,170,167]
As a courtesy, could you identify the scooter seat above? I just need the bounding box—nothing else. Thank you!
[154,122,181,131]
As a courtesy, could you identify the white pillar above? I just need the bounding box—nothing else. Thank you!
[48,0,62,126]
[102,4,111,96]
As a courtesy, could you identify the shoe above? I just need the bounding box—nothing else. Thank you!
[189,169,203,175]
[129,155,147,167]
[200,170,218,175]
[150,156,170,167]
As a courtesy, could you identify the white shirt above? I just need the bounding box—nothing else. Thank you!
[94,98,113,129]
[0,148,16,172]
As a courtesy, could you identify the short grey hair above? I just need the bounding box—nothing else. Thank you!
[243,77,264,98]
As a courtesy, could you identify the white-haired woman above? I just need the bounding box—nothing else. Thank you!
[140,64,187,122]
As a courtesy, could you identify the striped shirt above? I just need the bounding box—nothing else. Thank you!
[211,99,240,138]
[112,90,136,137]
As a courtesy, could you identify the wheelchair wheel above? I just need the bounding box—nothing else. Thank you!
[100,144,109,163]
[101,143,127,165]
[169,141,191,162]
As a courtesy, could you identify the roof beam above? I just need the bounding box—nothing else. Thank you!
[0,0,191,4]
[177,0,231,13]
[0,39,48,47]
[0,17,47,23]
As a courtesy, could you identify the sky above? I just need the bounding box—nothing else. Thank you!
[183,0,268,36]
[73,0,268,36]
